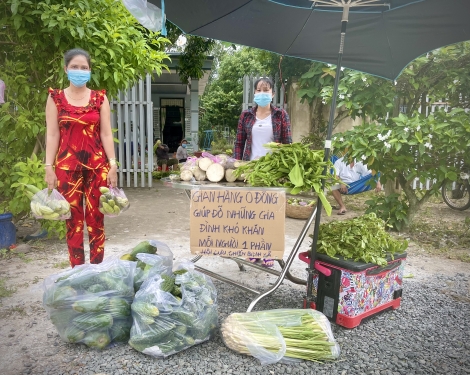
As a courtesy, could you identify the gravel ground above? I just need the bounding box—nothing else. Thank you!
[25,272,470,375]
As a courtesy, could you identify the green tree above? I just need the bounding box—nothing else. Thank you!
[297,63,395,147]
[297,42,470,141]
[163,22,215,84]
[176,36,215,83]
[257,52,312,87]
[394,43,470,113]
[287,42,470,228]
[0,0,169,233]
[333,109,470,230]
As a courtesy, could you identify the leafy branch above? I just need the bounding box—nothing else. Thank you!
[176,36,215,83]
[333,109,470,229]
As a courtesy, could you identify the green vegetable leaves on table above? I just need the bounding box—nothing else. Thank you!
[234,143,335,215]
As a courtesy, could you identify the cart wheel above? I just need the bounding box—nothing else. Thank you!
[442,178,470,211]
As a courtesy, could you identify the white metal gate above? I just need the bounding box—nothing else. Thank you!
[110,74,154,188]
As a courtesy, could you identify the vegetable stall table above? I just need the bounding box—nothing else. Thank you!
[162,178,319,312]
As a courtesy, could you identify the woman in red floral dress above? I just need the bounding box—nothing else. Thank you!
[45,48,117,268]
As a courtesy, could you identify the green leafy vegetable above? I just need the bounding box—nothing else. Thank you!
[234,143,335,215]
[310,213,408,266]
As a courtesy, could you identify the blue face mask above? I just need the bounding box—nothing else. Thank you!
[67,70,91,88]
[254,92,272,107]
[182,144,187,148]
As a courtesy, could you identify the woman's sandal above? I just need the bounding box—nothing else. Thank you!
[261,258,274,268]
[247,258,261,264]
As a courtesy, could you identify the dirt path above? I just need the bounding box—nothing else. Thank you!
[0,183,468,374]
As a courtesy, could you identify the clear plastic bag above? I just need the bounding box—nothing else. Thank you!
[221,309,340,364]
[242,322,286,365]
[225,156,237,170]
[129,261,218,357]
[30,188,71,220]
[43,258,136,349]
[201,151,224,166]
[121,0,164,32]
[180,157,199,171]
[132,240,174,292]
[98,186,130,217]
[201,152,236,169]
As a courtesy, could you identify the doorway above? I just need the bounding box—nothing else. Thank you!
[160,98,185,153]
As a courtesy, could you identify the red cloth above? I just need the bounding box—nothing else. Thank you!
[233,104,292,161]
[49,88,107,171]
[56,167,108,267]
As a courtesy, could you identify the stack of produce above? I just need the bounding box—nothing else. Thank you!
[310,213,408,266]
[98,186,130,217]
[120,240,174,292]
[221,309,340,364]
[43,258,136,349]
[23,184,71,220]
[179,153,240,183]
[129,263,218,357]
[233,143,335,215]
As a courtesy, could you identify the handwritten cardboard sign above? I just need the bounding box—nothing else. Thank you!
[190,189,286,259]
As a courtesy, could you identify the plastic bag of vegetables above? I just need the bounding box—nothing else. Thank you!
[180,157,199,171]
[129,261,218,357]
[180,156,205,182]
[221,309,340,365]
[133,246,174,292]
[43,258,136,349]
[24,184,71,221]
[180,152,237,183]
[199,152,233,182]
[120,240,159,262]
[119,240,173,292]
[98,186,130,217]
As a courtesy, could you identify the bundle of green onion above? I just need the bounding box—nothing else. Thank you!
[221,309,340,363]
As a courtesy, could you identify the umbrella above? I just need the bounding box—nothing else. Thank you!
[152,0,470,309]
[159,0,469,80]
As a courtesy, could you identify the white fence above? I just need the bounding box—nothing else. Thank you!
[110,74,154,188]
[411,178,435,190]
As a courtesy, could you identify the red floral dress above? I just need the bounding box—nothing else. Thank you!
[49,88,109,267]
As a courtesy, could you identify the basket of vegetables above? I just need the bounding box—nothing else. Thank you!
[286,197,316,220]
